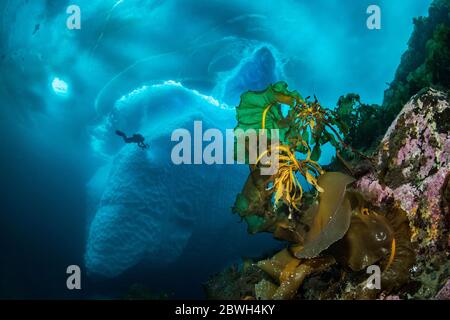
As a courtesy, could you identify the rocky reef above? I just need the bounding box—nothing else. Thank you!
[355,88,450,299]
[356,89,450,256]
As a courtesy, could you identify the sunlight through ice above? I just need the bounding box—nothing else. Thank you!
[52,77,69,96]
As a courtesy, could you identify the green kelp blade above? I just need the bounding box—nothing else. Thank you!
[295,172,355,259]
[232,169,268,216]
[232,168,287,234]
[310,144,321,161]
[234,81,303,145]
[244,215,270,234]
[233,169,271,233]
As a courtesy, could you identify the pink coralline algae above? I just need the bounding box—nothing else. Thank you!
[391,184,419,214]
[435,279,450,300]
[440,137,450,166]
[355,173,392,205]
[356,89,450,253]
[396,138,420,167]
[379,294,401,300]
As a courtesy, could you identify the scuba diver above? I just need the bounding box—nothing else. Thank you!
[115,130,149,149]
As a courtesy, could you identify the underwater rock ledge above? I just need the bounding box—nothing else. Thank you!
[356,88,450,256]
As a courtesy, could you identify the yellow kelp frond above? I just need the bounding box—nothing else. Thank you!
[279,259,301,282]
[261,103,275,129]
[385,238,396,271]
[257,144,324,210]
[295,99,327,130]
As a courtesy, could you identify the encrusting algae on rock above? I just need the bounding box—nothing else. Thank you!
[356,89,450,255]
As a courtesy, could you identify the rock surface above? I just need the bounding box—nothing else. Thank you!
[435,279,450,300]
[356,88,450,255]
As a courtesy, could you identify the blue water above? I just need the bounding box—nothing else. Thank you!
[0,0,432,299]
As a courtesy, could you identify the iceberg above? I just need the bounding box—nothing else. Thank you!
[85,81,278,278]
[85,40,284,281]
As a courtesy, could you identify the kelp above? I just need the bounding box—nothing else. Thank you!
[379,206,416,291]
[234,82,355,216]
[335,93,384,152]
[329,209,395,272]
[257,249,297,280]
[255,279,278,300]
[272,217,306,244]
[233,168,271,218]
[235,81,302,142]
[294,172,355,259]
[230,82,417,300]
[256,249,335,300]
[257,144,324,210]
[254,180,416,299]
[271,256,335,300]
[232,168,288,234]
[339,205,416,299]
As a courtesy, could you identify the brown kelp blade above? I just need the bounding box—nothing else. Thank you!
[295,172,355,259]
[332,212,394,271]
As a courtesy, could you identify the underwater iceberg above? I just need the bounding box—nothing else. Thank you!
[87,83,233,277]
[85,44,284,278]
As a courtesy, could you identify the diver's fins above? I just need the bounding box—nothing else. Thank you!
[115,130,126,138]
